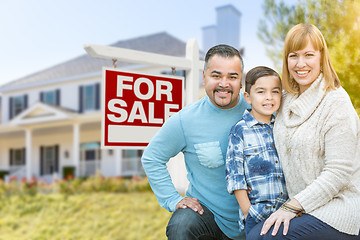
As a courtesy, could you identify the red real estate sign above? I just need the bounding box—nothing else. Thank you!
[102,68,184,148]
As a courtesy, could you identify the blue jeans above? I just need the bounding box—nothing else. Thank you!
[166,204,232,240]
[245,214,258,237]
[247,213,360,240]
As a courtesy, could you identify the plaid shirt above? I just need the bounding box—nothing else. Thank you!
[225,110,288,231]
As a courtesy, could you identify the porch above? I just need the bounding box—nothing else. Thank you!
[2,150,145,183]
[0,103,145,182]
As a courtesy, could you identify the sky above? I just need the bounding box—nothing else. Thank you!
[0,0,296,87]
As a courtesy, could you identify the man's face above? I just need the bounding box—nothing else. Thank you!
[202,55,242,109]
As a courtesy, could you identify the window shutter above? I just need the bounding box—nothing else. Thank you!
[95,83,100,110]
[40,146,44,175]
[55,145,59,172]
[56,89,60,106]
[79,86,83,113]
[40,92,44,102]
[9,97,13,120]
[9,149,13,166]
[22,148,26,165]
[24,94,28,109]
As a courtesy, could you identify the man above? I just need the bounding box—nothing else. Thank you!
[141,44,248,239]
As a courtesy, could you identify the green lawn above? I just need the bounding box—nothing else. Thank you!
[0,192,171,240]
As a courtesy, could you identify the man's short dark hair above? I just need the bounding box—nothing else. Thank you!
[204,44,244,73]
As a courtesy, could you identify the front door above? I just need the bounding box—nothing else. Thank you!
[80,142,101,177]
[40,145,59,176]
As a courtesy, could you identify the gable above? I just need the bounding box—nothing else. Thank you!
[10,102,74,126]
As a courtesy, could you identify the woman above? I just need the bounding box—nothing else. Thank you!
[247,23,360,239]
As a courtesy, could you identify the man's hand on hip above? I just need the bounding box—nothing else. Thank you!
[176,197,204,215]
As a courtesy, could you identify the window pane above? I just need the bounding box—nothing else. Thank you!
[44,91,56,104]
[44,146,56,175]
[85,150,96,161]
[84,85,95,110]
[122,150,137,158]
[12,149,25,166]
[80,142,101,161]
[13,96,24,116]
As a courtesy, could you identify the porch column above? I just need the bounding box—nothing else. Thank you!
[115,149,122,176]
[25,129,32,180]
[73,124,80,177]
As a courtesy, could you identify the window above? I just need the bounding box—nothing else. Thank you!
[40,89,60,105]
[79,83,100,113]
[9,95,28,119]
[14,96,25,116]
[84,85,95,110]
[80,142,101,161]
[10,148,25,166]
[44,91,56,104]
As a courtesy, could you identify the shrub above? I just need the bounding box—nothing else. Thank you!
[62,166,75,179]
[0,170,9,180]
[0,173,151,196]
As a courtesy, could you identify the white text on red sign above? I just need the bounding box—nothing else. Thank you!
[107,75,179,124]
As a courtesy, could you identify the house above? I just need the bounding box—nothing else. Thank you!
[0,32,191,182]
[0,4,242,190]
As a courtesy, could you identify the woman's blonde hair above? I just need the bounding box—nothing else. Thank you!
[282,23,340,93]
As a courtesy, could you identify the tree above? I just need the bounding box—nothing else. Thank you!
[258,0,360,113]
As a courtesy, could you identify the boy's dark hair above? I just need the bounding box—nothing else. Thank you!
[245,66,281,93]
[204,44,244,73]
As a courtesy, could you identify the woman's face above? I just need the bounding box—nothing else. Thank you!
[287,40,321,94]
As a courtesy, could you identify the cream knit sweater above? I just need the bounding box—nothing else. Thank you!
[274,74,360,235]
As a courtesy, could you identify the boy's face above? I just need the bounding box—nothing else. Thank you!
[202,55,242,109]
[244,76,282,123]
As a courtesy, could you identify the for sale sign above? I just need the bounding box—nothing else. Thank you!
[102,68,184,148]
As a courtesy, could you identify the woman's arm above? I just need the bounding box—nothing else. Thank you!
[260,198,302,236]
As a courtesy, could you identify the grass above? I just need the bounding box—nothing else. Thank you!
[0,192,171,240]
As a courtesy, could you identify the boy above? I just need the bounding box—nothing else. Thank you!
[225,66,288,236]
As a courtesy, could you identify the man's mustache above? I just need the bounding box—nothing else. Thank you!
[214,87,233,93]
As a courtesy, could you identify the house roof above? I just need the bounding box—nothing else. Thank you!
[0,32,189,92]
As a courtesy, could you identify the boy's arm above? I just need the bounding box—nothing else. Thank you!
[234,189,251,219]
[225,125,250,215]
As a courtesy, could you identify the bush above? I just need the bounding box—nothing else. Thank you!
[0,170,9,180]
[62,166,75,179]
[0,174,151,196]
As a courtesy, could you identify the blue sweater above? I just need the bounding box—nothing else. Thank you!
[141,94,249,240]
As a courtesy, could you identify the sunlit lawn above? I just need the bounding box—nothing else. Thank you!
[0,192,171,240]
